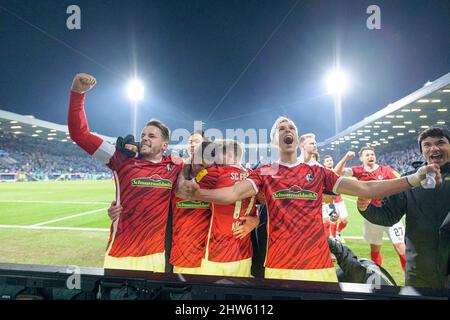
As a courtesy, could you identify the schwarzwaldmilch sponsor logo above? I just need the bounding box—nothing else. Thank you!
[176,200,210,209]
[273,185,318,200]
[131,174,173,189]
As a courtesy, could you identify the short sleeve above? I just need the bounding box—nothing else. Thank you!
[388,167,401,179]
[322,167,342,194]
[246,167,264,193]
[195,166,220,189]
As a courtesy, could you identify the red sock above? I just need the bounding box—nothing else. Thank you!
[399,254,406,271]
[337,221,347,233]
[323,220,330,237]
[330,222,337,238]
[371,251,382,266]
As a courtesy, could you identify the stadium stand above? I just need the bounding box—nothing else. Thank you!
[318,72,450,169]
[0,131,111,180]
[0,110,114,181]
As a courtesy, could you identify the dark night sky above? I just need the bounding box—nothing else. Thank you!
[0,0,449,142]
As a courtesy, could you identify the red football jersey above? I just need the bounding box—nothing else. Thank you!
[247,161,341,270]
[196,165,257,263]
[105,152,183,257]
[351,165,400,206]
[170,197,211,268]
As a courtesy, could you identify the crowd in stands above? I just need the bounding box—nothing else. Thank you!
[0,131,111,180]
[376,146,423,175]
[0,129,424,181]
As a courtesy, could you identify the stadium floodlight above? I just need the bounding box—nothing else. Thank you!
[326,69,349,95]
[127,80,144,102]
[126,79,145,138]
[326,67,350,136]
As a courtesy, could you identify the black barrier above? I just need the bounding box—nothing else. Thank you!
[0,263,448,300]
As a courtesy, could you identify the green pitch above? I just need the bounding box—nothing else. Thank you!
[0,180,405,285]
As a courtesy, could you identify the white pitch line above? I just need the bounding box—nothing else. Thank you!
[0,200,111,205]
[0,225,109,232]
[32,207,108,226]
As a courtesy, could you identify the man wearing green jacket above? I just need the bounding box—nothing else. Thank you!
[357,126,450,289]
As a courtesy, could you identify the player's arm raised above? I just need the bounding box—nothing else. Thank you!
[336,164,441,199]
[334,151,355,176]
[68,73,115,163]
[185,180,257,205]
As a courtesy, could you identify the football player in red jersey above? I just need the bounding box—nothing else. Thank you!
[299,133,320,165]
[334,147,407,271]
[107,133,214,275]
[169,133,213,274]
[68,73,185,272]
[194,139,259,277]
[181,116,441,282]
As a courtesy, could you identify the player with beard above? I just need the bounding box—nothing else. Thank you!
[68,73,184,272]
[334,147,407,271]
[108,133,214,275]
[181,117,441,281]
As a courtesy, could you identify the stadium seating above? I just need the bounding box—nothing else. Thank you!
[0,131,111,180]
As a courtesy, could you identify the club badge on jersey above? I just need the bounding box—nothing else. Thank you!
[167,164,172,172]
[306,174,314,182]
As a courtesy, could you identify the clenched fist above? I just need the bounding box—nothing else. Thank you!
[345,151,356,161]
[71,73,97,94]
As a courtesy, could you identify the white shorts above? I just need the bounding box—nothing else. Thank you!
[322,204,332,220]
[363,220,405,245]
[334,200,348,219]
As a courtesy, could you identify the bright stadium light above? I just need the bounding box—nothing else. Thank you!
[326,69,349,95]
[326,67,350,136]
[127,79,145,138]
[127,79,144,102]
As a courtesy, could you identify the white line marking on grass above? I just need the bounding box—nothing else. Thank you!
[344,236,389,240]
[32,207,108,226]
[0,225,109,232]
[0,200,110,205]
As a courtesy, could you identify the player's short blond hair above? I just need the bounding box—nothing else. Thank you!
[270,116,298,145]
[299,133,316,147]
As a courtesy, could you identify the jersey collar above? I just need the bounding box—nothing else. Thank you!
[278,158,302,168]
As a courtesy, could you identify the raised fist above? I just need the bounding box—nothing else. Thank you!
[346,151,356,161]
[71,73,97,94]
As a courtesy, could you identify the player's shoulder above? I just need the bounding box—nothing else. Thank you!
[379,165,400,176]
[352,166,364,174]
[195,164,220,183]
[379,164,393,171]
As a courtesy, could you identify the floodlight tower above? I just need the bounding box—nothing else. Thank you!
[127,79,144,138]
[326,68,349,134]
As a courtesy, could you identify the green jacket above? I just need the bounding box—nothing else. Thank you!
[359,162,450,289]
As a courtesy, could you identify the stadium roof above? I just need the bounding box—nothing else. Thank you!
[318,72,450,153]
[0,109,115,144]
